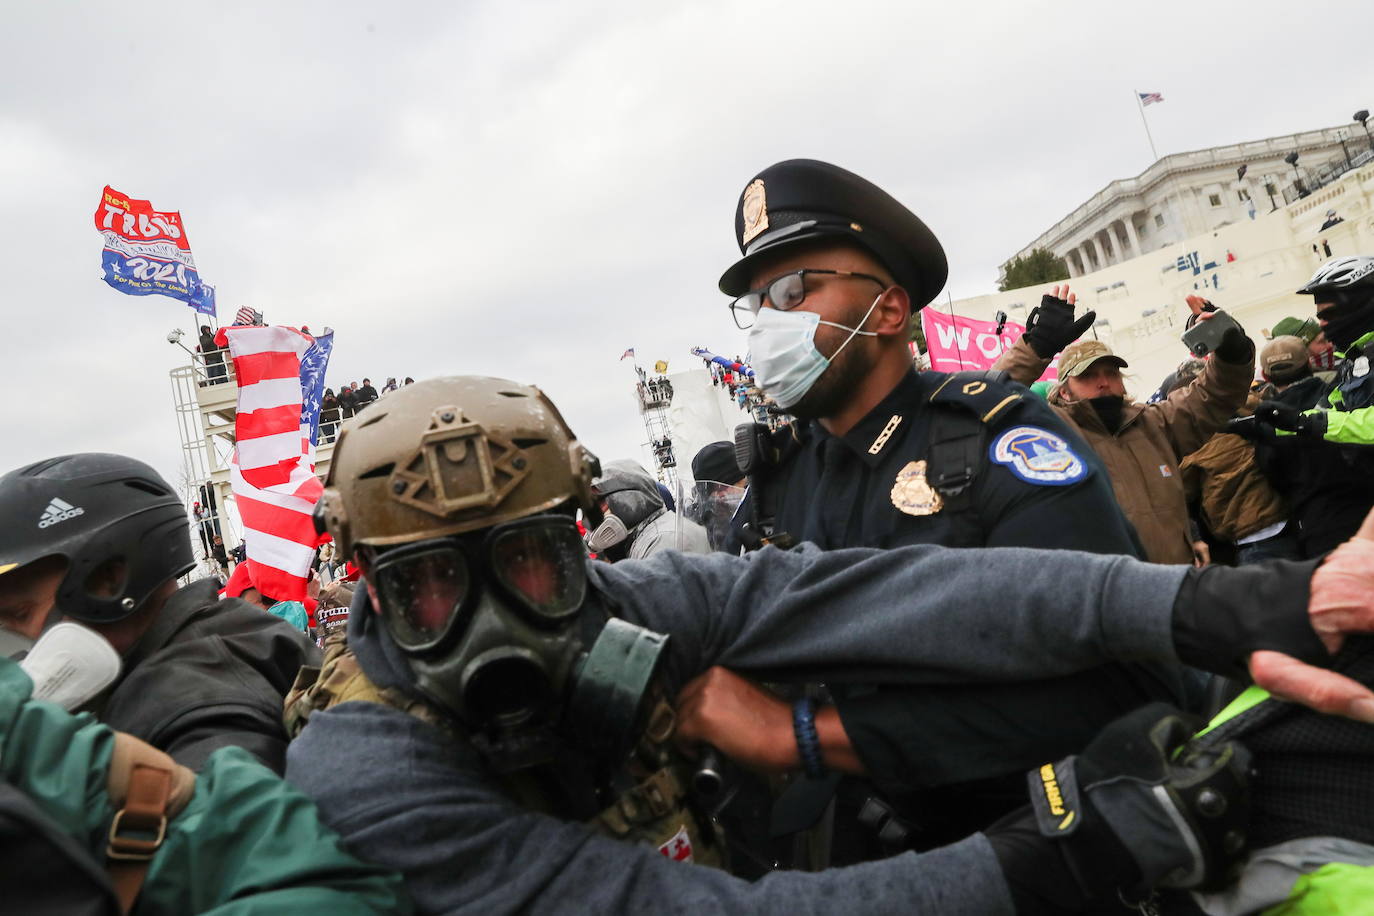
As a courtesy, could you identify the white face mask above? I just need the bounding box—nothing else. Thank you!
[746,291,882,410]
[585,514,630,552]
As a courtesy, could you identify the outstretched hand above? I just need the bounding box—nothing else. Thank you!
[1023,284,1097,359]
[1249,508,1374,722]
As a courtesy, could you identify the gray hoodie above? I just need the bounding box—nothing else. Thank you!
[286,542,1198,914]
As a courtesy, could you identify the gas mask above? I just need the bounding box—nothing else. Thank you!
[367,514,668,771]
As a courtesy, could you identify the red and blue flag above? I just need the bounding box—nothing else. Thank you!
[94,185,215,318]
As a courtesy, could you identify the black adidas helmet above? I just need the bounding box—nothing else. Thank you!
[0,454,195,624]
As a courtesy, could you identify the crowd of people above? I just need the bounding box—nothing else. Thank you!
[319,377,414,443]
[2,158,1374,914]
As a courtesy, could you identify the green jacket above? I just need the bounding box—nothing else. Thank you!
[0,658,410,915]
[1302,330,1374,445]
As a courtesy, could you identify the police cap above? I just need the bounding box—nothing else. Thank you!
[718,159,948,311]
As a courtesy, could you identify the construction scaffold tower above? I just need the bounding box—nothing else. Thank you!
[635,366,677,489]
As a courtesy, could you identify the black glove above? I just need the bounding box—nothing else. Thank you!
[1214,320,1255,364]
[1225,415,1278,443]
[1226,415,1260,441]
[1023,294,1096,359]
[987,704,1252,913]
[1172,558,1328,680]
[1254,401,1327,439]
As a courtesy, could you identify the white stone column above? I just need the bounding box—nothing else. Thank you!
[1063,251,1080,278]
[1122,216,1142,260]
[1080,242,1096,273]
[1090,234,1107,271]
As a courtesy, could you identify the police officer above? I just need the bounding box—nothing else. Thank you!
[0,453,319,773]
[1240,256,1374,557]
[282,374,1367,914]
[705,159,1175,860]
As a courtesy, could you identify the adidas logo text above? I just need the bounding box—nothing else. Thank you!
[38,498,85,529]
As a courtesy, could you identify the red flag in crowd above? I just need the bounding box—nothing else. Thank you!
[214,324,323,602]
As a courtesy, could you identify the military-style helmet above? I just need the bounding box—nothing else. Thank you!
[0,454,194,624]
[319,376,602,556]
[1297,255,1374,296]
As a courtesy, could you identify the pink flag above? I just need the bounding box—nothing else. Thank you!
[920,310,1058,380]
[215,324,322,602]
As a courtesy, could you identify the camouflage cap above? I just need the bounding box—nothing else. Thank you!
[1057,339,1129,378]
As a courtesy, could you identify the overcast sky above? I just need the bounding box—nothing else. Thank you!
[4,0,1373,494]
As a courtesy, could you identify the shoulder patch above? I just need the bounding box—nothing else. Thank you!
[989,426,1089,486]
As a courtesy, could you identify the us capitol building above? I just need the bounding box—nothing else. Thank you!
[953,122,1374,393]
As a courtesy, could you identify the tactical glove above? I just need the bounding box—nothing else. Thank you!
[1023,294,1096,359]
[1225,415,1277,443]
[1254,401,1327,439]
[987,704,1251,912]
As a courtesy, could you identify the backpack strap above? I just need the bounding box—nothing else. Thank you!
[104,732,196,914]
[925,370,1027,514]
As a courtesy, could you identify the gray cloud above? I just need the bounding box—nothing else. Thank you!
[3,0,1372,490]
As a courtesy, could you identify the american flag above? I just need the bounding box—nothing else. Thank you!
[619,347,635,361]
[1139,92,1164,106]
[214,324,323,602]
[234,306,263,326]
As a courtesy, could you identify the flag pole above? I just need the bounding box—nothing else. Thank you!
[1134,90,1159,163]
[946,291,965,370]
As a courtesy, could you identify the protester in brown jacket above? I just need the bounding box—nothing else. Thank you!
[1179,389,1289,561]
[994,287,1254,565]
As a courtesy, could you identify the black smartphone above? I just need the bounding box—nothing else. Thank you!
[1181,309,1242,357]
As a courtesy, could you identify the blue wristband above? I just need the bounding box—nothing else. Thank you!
[792,697,826,780]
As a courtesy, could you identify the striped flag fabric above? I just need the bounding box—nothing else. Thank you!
[1139,91,1164,106]
[214,324,323,602]
[620,347,635,360]
[234,306,263,326]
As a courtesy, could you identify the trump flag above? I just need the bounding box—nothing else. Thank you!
[94,185,214,314]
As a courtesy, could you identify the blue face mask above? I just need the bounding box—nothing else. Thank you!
[746,292,882,409]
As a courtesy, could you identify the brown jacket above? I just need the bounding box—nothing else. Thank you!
[993,337,1253,564]
[1179,393,1288,543]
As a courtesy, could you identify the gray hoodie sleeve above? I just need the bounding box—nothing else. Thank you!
[288,703,1017,915]
[588,541,1189,692]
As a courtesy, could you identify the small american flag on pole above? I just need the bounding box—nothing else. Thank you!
[619,347,635,360]
[1139,91,1164,106]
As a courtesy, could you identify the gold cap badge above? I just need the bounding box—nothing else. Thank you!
[891,460,943,517]
[741,179,769,245]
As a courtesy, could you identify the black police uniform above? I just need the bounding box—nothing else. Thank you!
[735,369,1185,853]
[718,159,1184,865]
[750,368,1141,552]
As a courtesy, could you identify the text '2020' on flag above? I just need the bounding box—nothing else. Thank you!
[215,324,325,602]
[94,185,216,319]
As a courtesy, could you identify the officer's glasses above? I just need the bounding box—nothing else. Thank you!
[729,269,887,330]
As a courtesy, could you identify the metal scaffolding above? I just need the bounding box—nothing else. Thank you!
[636,372,678,488]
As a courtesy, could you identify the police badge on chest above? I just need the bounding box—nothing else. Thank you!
[891,460,943,516]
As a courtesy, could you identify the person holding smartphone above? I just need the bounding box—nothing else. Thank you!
[994,287,1255,564]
